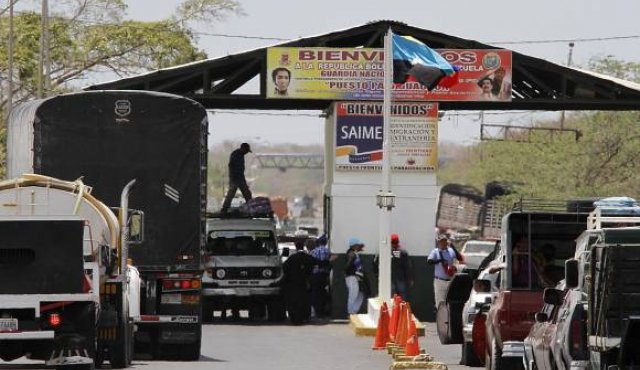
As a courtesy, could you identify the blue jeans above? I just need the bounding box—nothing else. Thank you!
[392,280,409,301]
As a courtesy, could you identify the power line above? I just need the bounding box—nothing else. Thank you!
[489,35,640,45]
[194,31,287,42]
[211,110,322,117]
[193,31,640,45]
[7,10,640,46]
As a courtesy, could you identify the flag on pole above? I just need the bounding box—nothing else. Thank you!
[392,33,458,90]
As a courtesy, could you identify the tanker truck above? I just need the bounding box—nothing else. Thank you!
[6,90,208,360]
[0,174,141,369]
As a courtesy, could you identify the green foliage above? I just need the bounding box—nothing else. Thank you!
[440,57,640,200]
[0,0,242,176]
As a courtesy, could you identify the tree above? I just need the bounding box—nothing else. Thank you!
[0,0,243,113]
[439,57,640,200]
[0,0,242,177]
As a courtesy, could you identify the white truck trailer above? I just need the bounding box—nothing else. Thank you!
[0,174,141,369]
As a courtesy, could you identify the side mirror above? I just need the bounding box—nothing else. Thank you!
[535,312,548,323]
[565,259,579,289]
[543,288,563,305]
[281,248,290,257]
[474,279,492,293]
[127,210,144,244]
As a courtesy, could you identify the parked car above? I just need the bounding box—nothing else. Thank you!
[523,282,565,370]
[436,273,474,345]
[461,266,499,366]
[549,287,588,370]
[458,240,496,277]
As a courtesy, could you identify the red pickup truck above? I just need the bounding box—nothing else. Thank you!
[484,209,588,370]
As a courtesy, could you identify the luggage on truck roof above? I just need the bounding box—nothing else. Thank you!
[207,197,275,219]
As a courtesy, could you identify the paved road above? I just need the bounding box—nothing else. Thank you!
[1,322,478,370]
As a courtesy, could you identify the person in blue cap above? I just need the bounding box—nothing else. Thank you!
[345,237,366,314]
[310,234,333,318]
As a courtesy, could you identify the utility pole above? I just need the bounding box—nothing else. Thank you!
[560,42,574,130]
[38,0,50,98]
[7,0,14,116]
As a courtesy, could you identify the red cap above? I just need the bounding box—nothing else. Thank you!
[391,233,400,244]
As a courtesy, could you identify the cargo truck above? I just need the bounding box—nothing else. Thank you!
[7,91,208,361]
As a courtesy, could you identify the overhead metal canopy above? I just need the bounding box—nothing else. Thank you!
[85,20,640,111]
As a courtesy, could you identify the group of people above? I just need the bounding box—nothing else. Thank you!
[343,232,465,315]
[281,232,334,324]
[220,143,467,317]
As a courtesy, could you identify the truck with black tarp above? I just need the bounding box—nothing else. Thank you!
[7,91,208,361]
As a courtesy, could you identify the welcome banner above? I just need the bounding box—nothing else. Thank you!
[335,102,438,172]
[267,48,512,101]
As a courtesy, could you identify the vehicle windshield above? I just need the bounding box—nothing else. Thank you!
[463,242,494,254]
[510,234,578,289]
[462,255,486,269]
[206,230,277,256]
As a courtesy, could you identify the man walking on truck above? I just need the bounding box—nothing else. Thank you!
[221,143,253,213]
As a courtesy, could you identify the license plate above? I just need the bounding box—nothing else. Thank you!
[0,318,18,332]
[160,293,182,304]
[236,290,250,297]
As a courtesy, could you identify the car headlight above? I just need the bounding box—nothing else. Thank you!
[215,268,226,279]
[262,268,273,278]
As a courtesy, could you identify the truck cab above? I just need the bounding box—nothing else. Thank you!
[201,214,287,321]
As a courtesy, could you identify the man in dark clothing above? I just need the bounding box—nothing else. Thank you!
[221,143,253,213]
[282,234,316,325]
[374,233,413,301]
[309,234,332,318]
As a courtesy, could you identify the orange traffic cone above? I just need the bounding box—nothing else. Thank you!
[394,303,408,346]
[389,295,402,341]
[404,316,420,356]
[372,302,391,349]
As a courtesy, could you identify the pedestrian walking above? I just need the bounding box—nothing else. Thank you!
[373,233,413,301]
[345,238,366,315]
[310,234,333,318]
[221,143,252,213]
[427,234,464,311]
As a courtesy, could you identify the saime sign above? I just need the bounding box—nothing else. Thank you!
[335,102,438,172]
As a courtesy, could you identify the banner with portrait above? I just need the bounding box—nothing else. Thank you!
[266,47,512,101]
[335,102,438,172]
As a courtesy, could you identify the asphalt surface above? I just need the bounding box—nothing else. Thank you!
[1,321,476,370]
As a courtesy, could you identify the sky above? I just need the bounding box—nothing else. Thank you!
[122,0,640,147]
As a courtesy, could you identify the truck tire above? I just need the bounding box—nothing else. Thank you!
[249,303,266,321]
[461,341,482,366]
[202,301,215,323]
[489,338,502,370]
[56,364,94,370]
[178,340,201,361]
[109,318,131,369]
[267,298,286,322]
[436,303,452,344]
